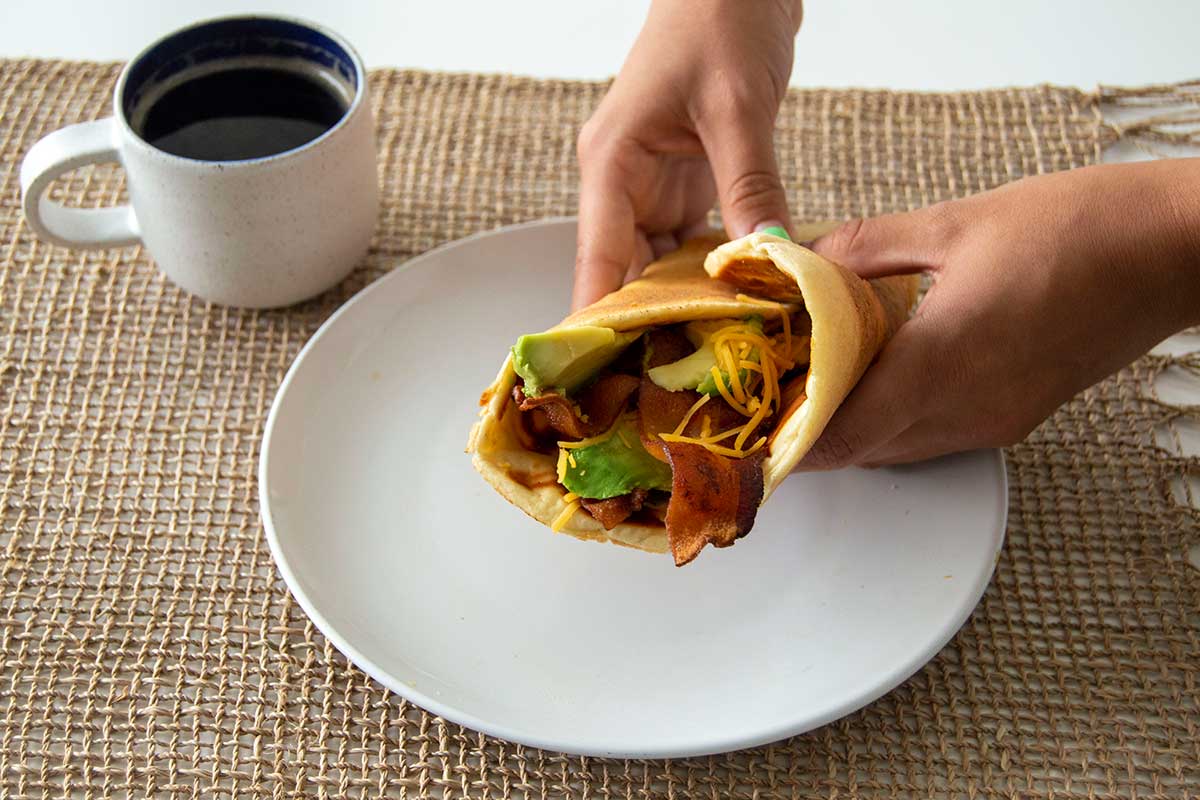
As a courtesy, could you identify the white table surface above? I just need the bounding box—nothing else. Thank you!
[3,0,1198,90]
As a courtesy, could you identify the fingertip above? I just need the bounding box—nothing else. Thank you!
[753,220,791,240]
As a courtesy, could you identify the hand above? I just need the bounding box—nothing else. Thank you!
[799,159,1200,468]
[572,0,804,310]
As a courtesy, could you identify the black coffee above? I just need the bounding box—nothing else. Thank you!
[138,65,350,161]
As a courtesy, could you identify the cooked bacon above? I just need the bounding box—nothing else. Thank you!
[638,329,703,461]
[637,376,700,462]
[644,326,695,369]
[578,373,641,434]
[663,443,766,566]
[513,373,640,440]
[580,489,649,530]
[637,329,763,461]
[505,393,557,454]
[513,326,773,565]
[514,385,587,438]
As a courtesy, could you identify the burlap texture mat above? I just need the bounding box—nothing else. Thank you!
[1,59,1197,798]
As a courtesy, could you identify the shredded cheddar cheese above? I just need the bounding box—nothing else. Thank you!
[551,499,581,532]
[735,292,794,357]
[658,433,768,458]
[559,430,616,449]
[567,452,577,468]
[709,366,752,416]
[671,393,712,437]
[720,343,747,403]
[556,449,569,482]
[664,315,802,459]
[663,420,748,446]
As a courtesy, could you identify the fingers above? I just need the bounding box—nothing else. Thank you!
[809,204,957,279]
[700,111,792,239]
[856,417,960,467]
[623,232,656,283]
[573,167,638,310]
[796,321,928,471]
[647,232,679,259]
[795,205,966,466]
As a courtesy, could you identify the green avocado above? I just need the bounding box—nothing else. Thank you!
[648,316,763,396]
[560,417,672,500]
[512,326,641,396]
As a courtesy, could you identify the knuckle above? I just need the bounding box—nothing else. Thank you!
[693,70,773,130]
[807,425,863,470]
[923,200,964,250]
[576,117,605,163]
[577,122,642,184]
[825,217,869,260]
[574,237,625,278]
[723,169,786,215]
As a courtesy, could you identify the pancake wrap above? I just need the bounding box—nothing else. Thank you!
[467,227,919,562]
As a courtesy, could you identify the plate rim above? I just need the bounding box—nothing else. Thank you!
[259,217,1009,758]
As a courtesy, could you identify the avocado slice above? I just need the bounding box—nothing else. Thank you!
[648,317,763,395]
[561,416,672,499]
[512,326,642,396]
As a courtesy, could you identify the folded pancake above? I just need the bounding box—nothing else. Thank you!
[467,227,919,565]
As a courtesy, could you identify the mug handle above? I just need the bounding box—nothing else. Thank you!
[19,118,141,249]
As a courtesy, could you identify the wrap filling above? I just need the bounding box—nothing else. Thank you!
[508,305,811,565]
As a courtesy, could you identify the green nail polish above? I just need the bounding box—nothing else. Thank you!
[761,225,790,240]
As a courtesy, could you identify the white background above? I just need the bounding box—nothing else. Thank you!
[2,0,1198,90]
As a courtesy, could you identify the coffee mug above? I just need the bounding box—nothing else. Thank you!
[19,16,378,308]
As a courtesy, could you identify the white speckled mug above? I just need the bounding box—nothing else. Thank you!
[19,16,378,308]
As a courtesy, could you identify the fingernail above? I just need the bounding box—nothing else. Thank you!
[754,222,791,241]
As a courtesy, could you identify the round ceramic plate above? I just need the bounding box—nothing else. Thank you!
[260,218,1007,758]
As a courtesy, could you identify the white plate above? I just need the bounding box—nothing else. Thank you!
[260,218,1007,759]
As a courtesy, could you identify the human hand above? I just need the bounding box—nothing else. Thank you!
[572,0,804,310]
[799,159,1200,468]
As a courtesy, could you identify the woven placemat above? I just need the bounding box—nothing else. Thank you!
[2,58,1198,798]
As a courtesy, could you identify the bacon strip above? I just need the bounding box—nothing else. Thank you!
[633,328,771,564]
[637,328,762,461]
[513,373,640,440]
[580,489,649,530]
[662,443,766,566]
[638,329,704,461]
[578,373,641,433]
[514,327,773,564]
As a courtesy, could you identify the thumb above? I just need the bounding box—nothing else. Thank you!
[703,116,792,239]
[809,206,953,279]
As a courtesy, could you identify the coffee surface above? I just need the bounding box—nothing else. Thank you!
[138,65,348,161]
